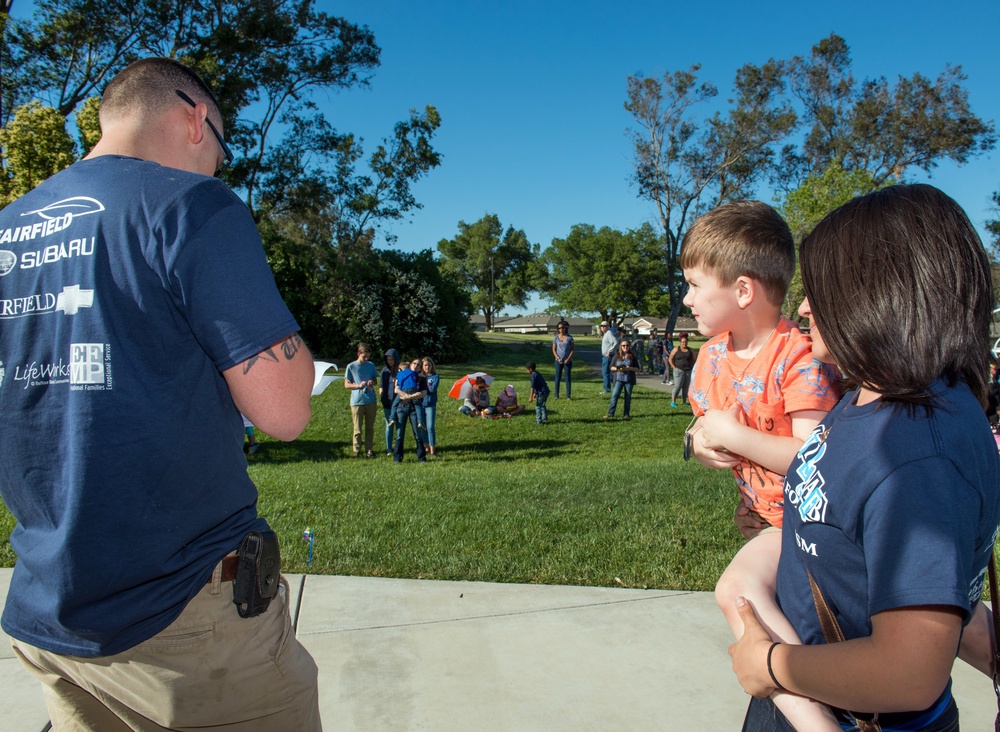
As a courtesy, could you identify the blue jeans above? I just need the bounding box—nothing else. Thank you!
[423,404,436,447]
[383,407,396,453]
[741,695,959,732]
[607,380,633,417]
[554,360,572,398]
[393,408,427,462]
[534,391,549,423]
[601,356,611,392]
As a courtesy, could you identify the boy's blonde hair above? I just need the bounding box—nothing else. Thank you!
[679,201,794,307]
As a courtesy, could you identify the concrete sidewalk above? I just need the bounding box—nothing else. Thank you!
[2,569,997,731]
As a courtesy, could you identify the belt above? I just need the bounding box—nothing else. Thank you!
[207,554,241,585]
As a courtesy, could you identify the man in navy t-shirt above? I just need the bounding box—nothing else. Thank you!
[0,58,321,729]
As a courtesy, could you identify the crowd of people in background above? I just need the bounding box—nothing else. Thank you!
[339,321,702,460]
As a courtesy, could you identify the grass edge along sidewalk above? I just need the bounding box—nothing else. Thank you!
[0,335,743,592]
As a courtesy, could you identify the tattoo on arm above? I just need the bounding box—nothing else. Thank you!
[243,334,305,376]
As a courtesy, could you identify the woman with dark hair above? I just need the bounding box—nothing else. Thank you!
[605,337,638,420]
[421,356,440,457]
[552,322,575,399]
[731,184,1000,731]
[668,334,696,408]
[392,357,427,463]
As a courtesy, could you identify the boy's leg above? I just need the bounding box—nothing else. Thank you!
[716,531,840,731]
[363,402,377,454]
[350,405,364,455]
[536,392,548,422]
[415,402,426,430]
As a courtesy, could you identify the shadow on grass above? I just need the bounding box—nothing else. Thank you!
[424,438,575,461]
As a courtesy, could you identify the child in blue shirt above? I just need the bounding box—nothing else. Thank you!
[526,361,549,424]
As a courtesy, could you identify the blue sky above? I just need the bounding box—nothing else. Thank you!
[323,0,999,314]
[10,1,1000,315]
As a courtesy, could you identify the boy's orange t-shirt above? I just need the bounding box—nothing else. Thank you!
[689,317,839,526]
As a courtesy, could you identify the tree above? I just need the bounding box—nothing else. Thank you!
[778,161,889,319]
[625,60,796,332]
[0,100,76,204]
[987,190,1000,257]
[779,34,996,189]
[437,214,541,331]
[541,222,669,322]
[3,1,460,359]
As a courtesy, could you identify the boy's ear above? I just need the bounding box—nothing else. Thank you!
[734,276,756,310]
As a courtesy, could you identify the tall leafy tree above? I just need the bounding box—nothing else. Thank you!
[987,190,1000,257]
[778,161,889,319]
[541,222,668,322]
[3,0,460,359]
[779,33,996,189]
[437,214,541,331]
[625,60,795,332]
[0,100,76,204]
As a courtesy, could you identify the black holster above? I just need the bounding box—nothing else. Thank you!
[233,530,280,618]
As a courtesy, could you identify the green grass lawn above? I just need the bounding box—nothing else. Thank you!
[0,335,743,591]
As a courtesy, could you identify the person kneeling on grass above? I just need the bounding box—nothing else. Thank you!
[494,385,525,418]
[460,377,495,417]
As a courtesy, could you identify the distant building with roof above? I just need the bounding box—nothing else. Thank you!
[491,313,594,335]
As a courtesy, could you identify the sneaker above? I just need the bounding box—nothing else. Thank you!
[248,443,260,455]
[366,450,375,459]
[670,402,677,408]
[624,415,631,421]
[503,413,512,419]
[417,423,425,430]
[603,414,612,420]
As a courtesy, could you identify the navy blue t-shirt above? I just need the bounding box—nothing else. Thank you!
[777,380,1000,719]
[0,156,299,656]
[529,370,548,396]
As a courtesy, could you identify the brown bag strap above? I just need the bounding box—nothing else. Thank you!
[988,551,1000,732]
[807,570,882,732]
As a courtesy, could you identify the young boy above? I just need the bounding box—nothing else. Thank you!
[525,362,549,424]
[682,201,840,730]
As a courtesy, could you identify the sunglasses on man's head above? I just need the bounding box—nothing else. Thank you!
[175,89,234,175]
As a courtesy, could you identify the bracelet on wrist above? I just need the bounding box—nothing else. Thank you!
[767,641,787,692]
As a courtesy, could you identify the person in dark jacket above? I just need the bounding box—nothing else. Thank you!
[379,348,400,455]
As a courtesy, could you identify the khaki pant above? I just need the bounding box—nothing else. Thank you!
[12,563,321,731]
[351,401,378,454]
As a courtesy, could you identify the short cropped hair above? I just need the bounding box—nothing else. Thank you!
[800,184,992,407]
[680,201,795,307]
[525,361,537,371]
[100,57,223,129]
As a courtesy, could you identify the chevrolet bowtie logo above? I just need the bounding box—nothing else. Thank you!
[55,285,95,315]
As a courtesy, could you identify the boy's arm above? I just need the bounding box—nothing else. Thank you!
[699,407,826,475]
[689,417,742,469]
